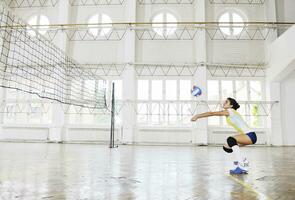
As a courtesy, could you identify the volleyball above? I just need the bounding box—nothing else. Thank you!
[191,85,202,97]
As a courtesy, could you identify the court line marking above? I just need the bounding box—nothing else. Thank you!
[227,174,272,200]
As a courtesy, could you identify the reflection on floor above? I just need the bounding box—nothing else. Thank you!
[0,142,294,200]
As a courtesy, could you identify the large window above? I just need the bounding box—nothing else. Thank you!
[208,80,219,101]
[218,11,244,36]
[137,79,192,125]
[179,80,191,100]
[27,14,50,37]
[152,11,177,37]
[208,79,264,128]
[151,80,163,100]
[88,13,112,37]
[138,80,149,100]
[166,80,177,100]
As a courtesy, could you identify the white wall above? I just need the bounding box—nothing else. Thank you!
[206,3,267,64]
[280,71,295,145]
[267,23,295,145]
[276,0,295,22]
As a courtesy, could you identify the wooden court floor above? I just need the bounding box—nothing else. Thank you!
[0,142,294,200]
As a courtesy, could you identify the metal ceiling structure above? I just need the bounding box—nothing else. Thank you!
[69,63,266,77]
[8,22,292,41]
[2,0,267,8]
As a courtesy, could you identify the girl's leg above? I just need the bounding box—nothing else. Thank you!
[233,134,253,145]
[226,134,253,173]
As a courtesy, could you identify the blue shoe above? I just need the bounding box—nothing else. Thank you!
[230,167,248,174]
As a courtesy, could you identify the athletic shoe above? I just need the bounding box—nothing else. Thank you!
[229,166,248,174]
[233,158,249,168]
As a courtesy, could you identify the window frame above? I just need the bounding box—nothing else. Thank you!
[151,10,178,37]
[27,14,50,37]
[137,77,193,126]
[217,9,247,36]
[87,13,113,37]
[207,77,266,128]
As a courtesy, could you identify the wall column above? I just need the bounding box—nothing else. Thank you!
[48,0,71,142]
[121,0,136,144]
[192,0,208,145]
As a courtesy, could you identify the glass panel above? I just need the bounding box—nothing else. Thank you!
[166,13,177,35]
[88,14,99,36]
[221,80,233,99]
[219,12,231,36]
[137,103,148,123]
[138,80,149,100]
[112,80,122,100]
[208,103,221,126]
[179,80,191,100]
[250,104,261,127]
[235,80,247,101]
[151,80,163,100]
[84,80,95,100]
[250,81,262,101]
[166,80,177,100]
[208,80,219,101]
[100,14,112,36]
[27,15,38,37]
[232,13,243,35]
[167,103,178,124]
[151,103,160,124]
[38,15,49,35]
[152,13,164,36]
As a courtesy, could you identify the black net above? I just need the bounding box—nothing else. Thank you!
[0,5,107,109]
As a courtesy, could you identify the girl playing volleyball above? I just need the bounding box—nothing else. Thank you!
[191,97,257,174]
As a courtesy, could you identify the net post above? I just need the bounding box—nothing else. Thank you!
[109,82,116,148]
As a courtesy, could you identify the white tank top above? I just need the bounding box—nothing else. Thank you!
[226,108,252,134]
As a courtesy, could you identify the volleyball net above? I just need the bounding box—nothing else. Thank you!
[0,5,107,109]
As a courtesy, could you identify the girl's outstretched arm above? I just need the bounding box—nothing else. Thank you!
[191,110,229,121]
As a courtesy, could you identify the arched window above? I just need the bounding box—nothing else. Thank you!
[27,15,50,37]
[218,11,244,36]
[152,11,177,37]
[88,13,112,37]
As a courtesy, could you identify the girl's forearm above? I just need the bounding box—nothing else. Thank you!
[195,112,213,119]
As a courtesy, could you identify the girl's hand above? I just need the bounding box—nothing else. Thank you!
[191,115,199,122]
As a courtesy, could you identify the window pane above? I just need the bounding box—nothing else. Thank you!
[88,13,112,36]
[221,80,233,99]
[152,12,177,36]
[166,13,177,34]
[208,104,221,126]
[138,80,149,100]
[167,103,178,124]
[101,14,112,36]
[219,12,243,36]
[151,103,160,124]
[250,104,262,128]
[208,80,219,100]
[179,80,191,100]
[232,13,243,35]
[250,81,262,101]
[112,80,122,100]
[84,80,95,100]
[152,80,163,100]
[235,81,247,101]
[39,15,49,35]
[71,80,82,100]
[137,103,148,124]
[219,12,230,35]
[166,80,177,100]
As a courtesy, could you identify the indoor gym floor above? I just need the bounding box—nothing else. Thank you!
[0,142,294,200]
